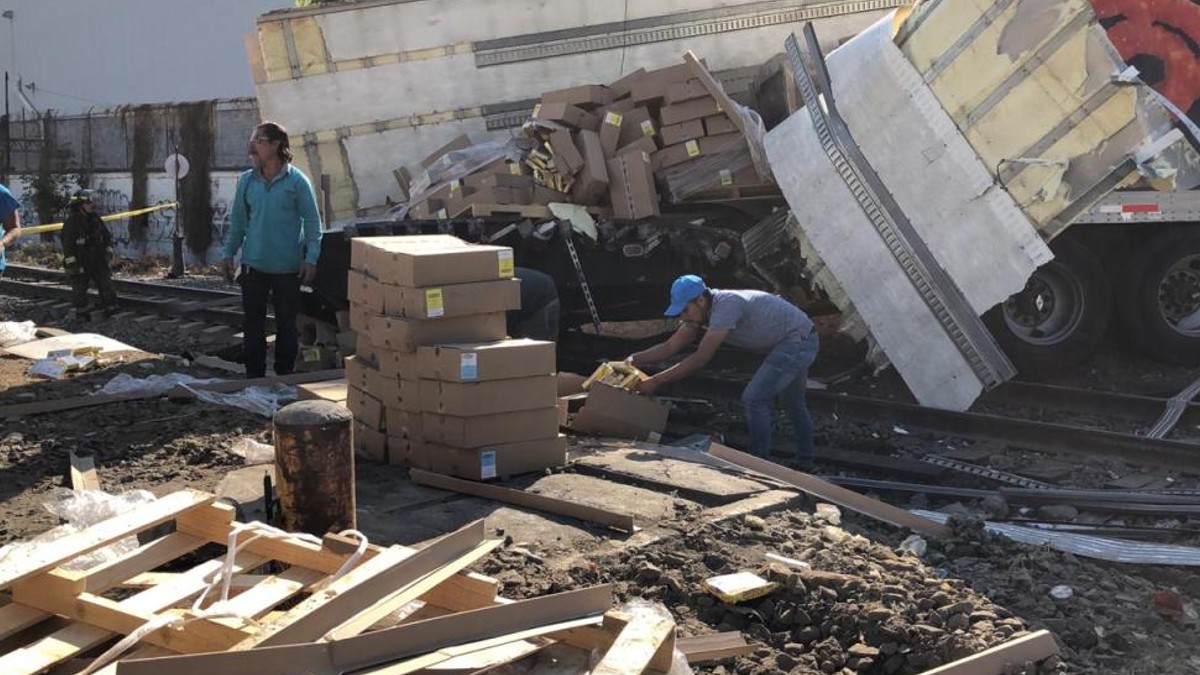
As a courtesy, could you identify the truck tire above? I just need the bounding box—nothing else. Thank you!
[1117,229,1200,366]
[984,237,1110,373]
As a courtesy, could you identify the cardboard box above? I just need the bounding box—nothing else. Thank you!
[380,279,521,320]
[557,372,588,396]
[465,171,534,192]
[419,375,558,416]
[598,110,624,158]
[616,136,658,158]
[355,334,381,366]
[617,107,656,149]
[348,385,384,431]
[534,102,600,131]
[418,339,555,383]
[470,185,533,206]
[422,408,560,447]
[660,96,722,126]
[530,185,572,205]
[298,378,349,403]
[368,372,406,411]
[350,235,467,272]
[354,421,388,462]
[362,241,515,287]
[660,119,706,147]
[704,114,739,135]
[608,68,646,99]
[387,435,411,468]
[469,156,527,179]
[386,407,422,439]
[548,130,584,175]
[607,152,660,220]
[557,397,569,428]
[631,63,695,104]
[571,383,670,440]
[377,349,421,380]
[571,129,610,206]
[651,132,744,171]
[420,134,474,168]
[417,436,568,480]
[347,270,382,313]
[349,305,374,334]
[602,98,637,115]
[345,355,373,391]
[368,312,508,354]
[541,84,614,110]
[666,78,710,105]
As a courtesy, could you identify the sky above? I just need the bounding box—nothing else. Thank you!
[0,0,289,116]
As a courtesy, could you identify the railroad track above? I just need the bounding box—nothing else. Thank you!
[1,263,273,333]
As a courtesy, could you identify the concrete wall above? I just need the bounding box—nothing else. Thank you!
[7,172,242,264]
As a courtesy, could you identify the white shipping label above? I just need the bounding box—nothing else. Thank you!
[460,353,479,381]
[480,450,497,480]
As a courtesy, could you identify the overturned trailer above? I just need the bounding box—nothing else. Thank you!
[247,0,1200,409]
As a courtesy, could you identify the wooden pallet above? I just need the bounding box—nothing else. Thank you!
[0,490,504,675]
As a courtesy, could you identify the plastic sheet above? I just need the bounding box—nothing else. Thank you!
[96,372,295,417]
[231,437,276,465]
[914,509,1200,566]
[0,489,158,572]
[391,139,529,220]
[0,320,37,348]
[660,104,775,203]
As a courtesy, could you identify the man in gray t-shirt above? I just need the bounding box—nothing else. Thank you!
[629,275,820,468]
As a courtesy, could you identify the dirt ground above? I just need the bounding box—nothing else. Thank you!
[3,288,1200,673]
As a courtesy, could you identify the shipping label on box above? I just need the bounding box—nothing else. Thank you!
[418,338,556,382]
[383,279,521,320]
[348,385,385,431]
[422,408,561,447]
[363,241,515,287]
[571,383,670,441]
[368,312,508,354]
[660,96,722,126]
[417,435,567,480]
[419,375,558,416]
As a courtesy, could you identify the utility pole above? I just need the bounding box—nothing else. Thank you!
[165,147,190,278]
[2,71,10,184]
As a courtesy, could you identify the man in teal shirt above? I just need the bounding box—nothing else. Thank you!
[222,121,323,378]
[0,183,23,278]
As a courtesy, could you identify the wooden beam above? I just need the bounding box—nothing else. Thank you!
[116,586,615,675]
[677,632,753,663]
[64,532,210,594]
[708,444,950,538]
[591,611,676,675]
[241,520,494,648]
[69,450,100,491]
[410,469,637,533]
[919,630,1059,674]
[0,490,214,591]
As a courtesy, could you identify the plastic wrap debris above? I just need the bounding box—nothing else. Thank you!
[814,503,842,525]
[29,354,99,379]
[0,489,157,572]
[914,509,1200,565]
[659,105,775,203]
[96,372,295,417]
[0,320,37,348]
[897,534,927,557]
[232,437,276,465]
[391,139,529,220]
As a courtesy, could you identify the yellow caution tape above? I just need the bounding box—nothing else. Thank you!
[20,202,179,235]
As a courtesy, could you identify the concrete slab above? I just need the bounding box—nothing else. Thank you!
[522,472,681,525]
[571,446,768,500]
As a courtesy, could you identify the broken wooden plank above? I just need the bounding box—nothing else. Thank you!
[918,630,1059,674]
[677,632,753,664]
[410,469,637,533]
[116,586,615,675]
[0,490,214,591]
[684,51,748,137]
[69,450,100,491]
[708,444,950,538]
[591,610,676,675]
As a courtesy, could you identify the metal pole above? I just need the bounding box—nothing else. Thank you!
[169,144,185,278]
[2,71,9,184]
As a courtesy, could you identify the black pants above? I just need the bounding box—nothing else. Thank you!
[240,268,301,378]
[70,259,119,312]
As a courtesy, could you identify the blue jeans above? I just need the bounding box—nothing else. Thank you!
[741,334,819,462]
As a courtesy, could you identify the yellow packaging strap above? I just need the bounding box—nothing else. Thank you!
[20,202,179,235]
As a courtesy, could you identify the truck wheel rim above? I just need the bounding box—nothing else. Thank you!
[1159,253,1200,338]
[1000,264,1085,345]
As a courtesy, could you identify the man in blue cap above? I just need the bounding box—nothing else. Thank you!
[628,275,820,468]
[0,182,22,279]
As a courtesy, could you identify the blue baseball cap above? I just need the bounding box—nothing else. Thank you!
[664,275,707,317]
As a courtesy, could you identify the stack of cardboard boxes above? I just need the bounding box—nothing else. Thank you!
[345,234,567,479]
[416,339,564,480]
[402,56,774,222]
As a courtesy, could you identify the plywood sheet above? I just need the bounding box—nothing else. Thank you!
[3,333,141,359]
